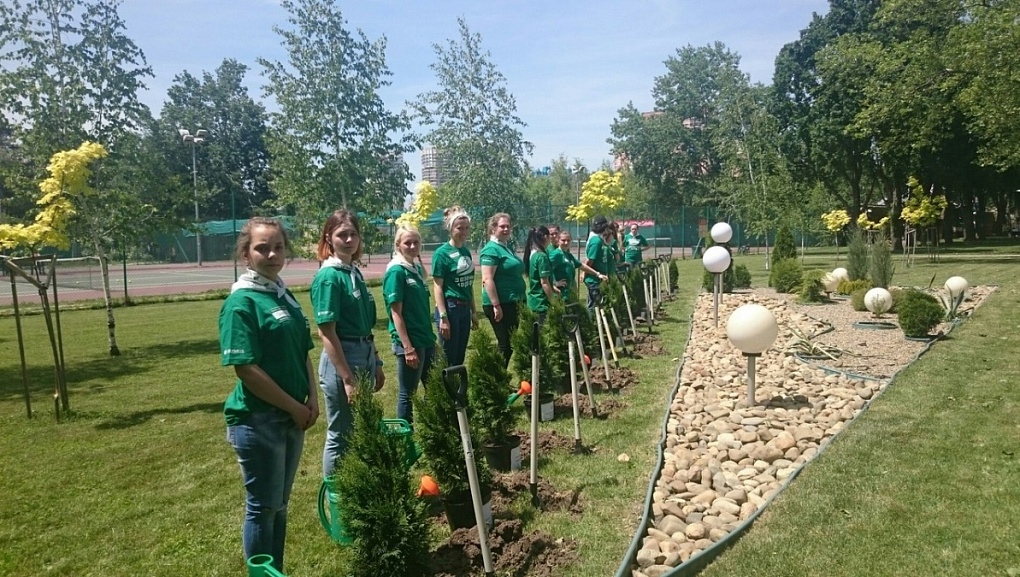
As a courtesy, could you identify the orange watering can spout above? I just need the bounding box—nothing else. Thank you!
[416,475,440,498]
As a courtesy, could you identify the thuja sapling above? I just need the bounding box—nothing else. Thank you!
[332,376,431,576]
[413,355,493,510]
[467,330,522,471]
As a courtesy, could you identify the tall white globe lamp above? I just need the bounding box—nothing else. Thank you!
[710,222,733,245]
[703,245,731,327]
[727,304,779,407]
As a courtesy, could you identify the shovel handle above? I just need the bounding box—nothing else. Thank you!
[530,321,540,354]
[561,313,578,334]
[442,365,469,410]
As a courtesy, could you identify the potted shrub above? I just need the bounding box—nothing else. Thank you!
[467,329,522,471]
[332,377,431,576]
[897,290,945,339]
[414,356,494,530]
[668,259,678,292]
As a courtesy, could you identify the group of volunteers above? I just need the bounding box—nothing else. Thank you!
[216,210,651,571]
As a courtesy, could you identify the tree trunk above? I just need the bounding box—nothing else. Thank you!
[93,238,121,356]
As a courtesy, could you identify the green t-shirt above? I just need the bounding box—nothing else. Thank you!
[431,242,474,302]
[219,289,314,426]
[526,250,553,312]
[624,233,649,264]
[309,264,376,337]
[584,234,609,286]
[478,240,526,306]
[607,238,619,275]
[383,262,436,350]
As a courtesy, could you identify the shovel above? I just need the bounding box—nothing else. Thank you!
[441,365,495,577]
[561,314,584,452]
[528,321,541,507]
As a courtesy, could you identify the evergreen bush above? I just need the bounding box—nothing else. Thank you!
[771,225,797,267]
[541,298,571,391]
[702,267,734,293]
[466,330,516,446]
[413,356,492,502]
[668,259,678,290]
[333,377,431,577]
[890,288,905,313]
[769,258,803,293]
[837,278,873,295]
[897,290,945,337]
[869,232,894,288]
[733,264,752,288]
[850,287,868,311]
[846,227,869,281]
[798,270,827,303]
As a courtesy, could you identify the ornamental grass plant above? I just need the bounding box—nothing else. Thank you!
[870,231,895,288]
[846,227,869,281]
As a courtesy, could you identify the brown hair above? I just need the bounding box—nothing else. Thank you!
[316,209,363,262]
[235,217,291,262]
[487,212,511,236]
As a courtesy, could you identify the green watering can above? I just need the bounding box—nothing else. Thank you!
[247,554,286,577]
[318,418,421,544]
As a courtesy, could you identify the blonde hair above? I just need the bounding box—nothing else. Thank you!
[443,206,470,231]
[393,223,421,251]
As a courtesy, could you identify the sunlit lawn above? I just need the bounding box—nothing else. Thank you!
[0,243,1017,576]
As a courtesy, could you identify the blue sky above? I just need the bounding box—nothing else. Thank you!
[121,0,829,184]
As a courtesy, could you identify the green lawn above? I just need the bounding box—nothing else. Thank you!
[0,252,1017,576]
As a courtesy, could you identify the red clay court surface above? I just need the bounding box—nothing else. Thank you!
[1,246,687,306]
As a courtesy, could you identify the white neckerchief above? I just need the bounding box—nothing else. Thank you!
[321,255,364,287]
[232,269,301,309]
[386,254,424,281]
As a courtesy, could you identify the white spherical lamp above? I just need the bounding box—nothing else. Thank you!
[710,222,733,244]
[833,267,849,282]
[945,276,968,298]
[726,304,779,355]
[822,272,841,293]
[703,245,731,274]
[864,287,892,315]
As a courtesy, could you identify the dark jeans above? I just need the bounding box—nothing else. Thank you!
[483,300,520,368]
[585,283,603,315]
[435,298,472,367]
[393,342,435,423]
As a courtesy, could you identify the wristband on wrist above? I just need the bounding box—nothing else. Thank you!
[493,303,501,308]
[439,312,448,320]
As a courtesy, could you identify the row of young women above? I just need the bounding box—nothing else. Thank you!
[216,210,628,571]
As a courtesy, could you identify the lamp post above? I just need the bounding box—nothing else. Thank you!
[703,246,730,327]
[726,304,778,407]
[179,128,207,266]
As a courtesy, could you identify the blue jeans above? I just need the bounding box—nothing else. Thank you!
[435,298,472,367]
[226,410,304,572]
[319,341,378,479]
[393,342,435,423]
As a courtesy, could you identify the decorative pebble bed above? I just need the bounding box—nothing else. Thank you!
[629,287,992,577]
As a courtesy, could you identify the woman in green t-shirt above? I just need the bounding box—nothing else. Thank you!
[551,229,607,301]
[431,206,477,367]
[523,225,558,319]
[218,218,318,573]
[384,224,436,422]
[309,209,384,480]
[480,212,526,367]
